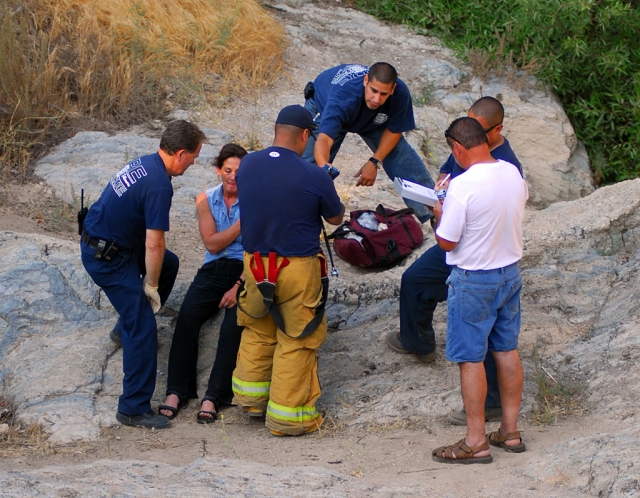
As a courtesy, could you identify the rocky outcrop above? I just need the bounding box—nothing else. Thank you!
[5,0,637,496]
[0,457,419,497]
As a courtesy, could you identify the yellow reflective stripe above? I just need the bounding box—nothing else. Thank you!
[232,376,270,397]
[267,400,318,422]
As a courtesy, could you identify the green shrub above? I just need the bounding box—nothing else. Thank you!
[352,0,640,185]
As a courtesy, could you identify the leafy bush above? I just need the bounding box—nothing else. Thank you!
[0,0,286,181]
[352,0,640,185]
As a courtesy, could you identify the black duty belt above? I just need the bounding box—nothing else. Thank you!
[81,231,129,261]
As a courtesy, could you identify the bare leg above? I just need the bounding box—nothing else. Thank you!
[492,350,523,446]
[459,361,490,456]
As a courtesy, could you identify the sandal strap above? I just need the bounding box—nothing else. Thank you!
[488,429,522,444]
[434,438,489,460]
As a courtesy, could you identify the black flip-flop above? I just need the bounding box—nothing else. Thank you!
[197,397,219,424]
[158,396,188,421]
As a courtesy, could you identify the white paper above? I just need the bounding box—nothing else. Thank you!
[393,177,439,207]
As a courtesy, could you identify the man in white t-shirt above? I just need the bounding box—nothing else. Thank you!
[430,117,529,465]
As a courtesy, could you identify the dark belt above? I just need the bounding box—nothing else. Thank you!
[81,231,130,261]
[81,231,101,249]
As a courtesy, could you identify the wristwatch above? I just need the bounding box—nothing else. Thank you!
[368,157,383,169]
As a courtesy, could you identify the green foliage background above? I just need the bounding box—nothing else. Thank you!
[352,0,640,185]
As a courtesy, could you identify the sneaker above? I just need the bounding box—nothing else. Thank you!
[385,331,436,364]
[116,411,171,429]
[242,406,265,418]
[447,406,503,426]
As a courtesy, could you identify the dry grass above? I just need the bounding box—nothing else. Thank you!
[0,395,56,457]
[0,0,287,181]
[531,349,587,425]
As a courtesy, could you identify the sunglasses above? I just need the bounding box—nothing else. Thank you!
[444,129,461,144]
[483,122,502,133]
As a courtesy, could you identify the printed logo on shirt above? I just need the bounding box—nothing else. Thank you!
[110,159,148,197]
[331,64,369,86]
[373,113,389,125]
[269,151,280,158]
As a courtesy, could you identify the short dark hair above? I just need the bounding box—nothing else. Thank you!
[214,143,247,168]
[469,96,504,129]
[159,120,206,155]
[368,62,398,85]
[274,123,307,138]
[445,117,488,149]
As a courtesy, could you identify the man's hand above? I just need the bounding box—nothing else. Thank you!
[433,200,443,222]
[219,285,238,309]
[143,275,161,314]
[354,161,378,186]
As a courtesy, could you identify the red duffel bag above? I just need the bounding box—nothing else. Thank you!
[328,204,424,268]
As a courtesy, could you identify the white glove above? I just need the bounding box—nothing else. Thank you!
[143,279,161,314]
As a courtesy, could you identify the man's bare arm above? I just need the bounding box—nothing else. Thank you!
[314,133,334,166]
[145,229,166,287]
[433,201,458,252]
[324,205,345,225]
[354,129,402,186]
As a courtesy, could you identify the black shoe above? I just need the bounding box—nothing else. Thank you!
[116,411,171,429]
[110,319,122,345]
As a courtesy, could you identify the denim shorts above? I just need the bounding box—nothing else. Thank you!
[445,262,522,363]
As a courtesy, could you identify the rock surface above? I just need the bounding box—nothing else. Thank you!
[2,0,638,497]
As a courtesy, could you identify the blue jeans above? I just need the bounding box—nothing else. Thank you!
[446,263,522,363]
[400,243,502,407]
[302,98,435,223]
[166,258,244,408]
[81,241,179,415]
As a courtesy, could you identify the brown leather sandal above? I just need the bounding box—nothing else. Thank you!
[487,429,526,453]
[431,438,493,464]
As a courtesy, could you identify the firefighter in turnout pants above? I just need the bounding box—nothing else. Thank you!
[232,105,345,436]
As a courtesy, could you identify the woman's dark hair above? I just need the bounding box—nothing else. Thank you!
[214,143,248,168]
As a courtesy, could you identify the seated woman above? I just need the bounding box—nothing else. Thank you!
[159,143,247,423]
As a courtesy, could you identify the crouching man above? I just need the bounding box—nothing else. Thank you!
[430,117,528,464]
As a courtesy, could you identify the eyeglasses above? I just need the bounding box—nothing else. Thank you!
[483,122,502,133]
[444,129,461,144]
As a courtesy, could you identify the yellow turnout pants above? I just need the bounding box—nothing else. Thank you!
[232,252,327,435]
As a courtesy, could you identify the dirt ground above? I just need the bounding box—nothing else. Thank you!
[0,184,592,496]
[0,1,595,492]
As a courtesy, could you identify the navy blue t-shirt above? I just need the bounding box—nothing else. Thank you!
[83,152,173,251]
[237,146,343,257]
[440,138,523,179]
[312,64,416,139]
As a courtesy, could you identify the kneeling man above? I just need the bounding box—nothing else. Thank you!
[430,117,528,464]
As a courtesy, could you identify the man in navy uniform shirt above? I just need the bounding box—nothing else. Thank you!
[303,62,435,223]
[81,120,206,429]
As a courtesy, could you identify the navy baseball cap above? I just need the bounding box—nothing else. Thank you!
[275,104,317,130]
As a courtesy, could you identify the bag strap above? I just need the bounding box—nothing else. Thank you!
[375,204,415,220]
[327,222,354,240]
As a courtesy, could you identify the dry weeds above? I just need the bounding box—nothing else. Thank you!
[0,0,287,181]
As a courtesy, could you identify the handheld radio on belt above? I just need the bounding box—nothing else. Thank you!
[77,188,88,236]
